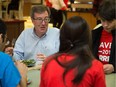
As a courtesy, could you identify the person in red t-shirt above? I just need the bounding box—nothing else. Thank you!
[40,16,106,87]
[92,0,116,74]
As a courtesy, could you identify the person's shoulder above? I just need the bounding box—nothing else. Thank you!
[21,28,34,35]
[0,52,12,66]
[23,28,34,32]
[86,59,104,75]
[48,27,60,33]
[91,59,103,72]
[92,59,103,66]
[93,24,102,30]
[92,25,103,32]
[47,27,60,37]
[92,25,103,36]
[0,52,12,61]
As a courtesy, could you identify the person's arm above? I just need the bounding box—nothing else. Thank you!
[103,64,114,74]
[4,47,14,56]
[15,61,28,87]
[1,54,21,87]
[36,53,46,60]
[13,31,25,60]
[40,64,46,87]
[94,62,106,87]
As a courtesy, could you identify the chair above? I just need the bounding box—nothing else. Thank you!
[9,0,24,19]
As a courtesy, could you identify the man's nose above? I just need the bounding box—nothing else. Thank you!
[41,20,46,25]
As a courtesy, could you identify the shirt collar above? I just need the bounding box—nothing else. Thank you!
[32,27,49,39]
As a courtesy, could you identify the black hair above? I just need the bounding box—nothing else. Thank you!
[59,16,93,85]
[98,0,116,21]
[44,16,94,85]
[0,19,7,42]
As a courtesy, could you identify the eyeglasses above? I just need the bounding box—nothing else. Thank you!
[33,17,50,23]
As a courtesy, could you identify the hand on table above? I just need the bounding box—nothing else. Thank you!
[15,61,28,87]
[103,64,114,74]
[15,61,28,77]
[36,53,46,61]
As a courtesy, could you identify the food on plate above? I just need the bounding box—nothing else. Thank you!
[22,59,36,67]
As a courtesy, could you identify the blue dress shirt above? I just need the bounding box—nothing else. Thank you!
[13,27,60,63]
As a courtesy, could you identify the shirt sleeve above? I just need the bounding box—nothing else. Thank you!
[93,62,106,87]
[13,30,25,60]
[1,60,21,87]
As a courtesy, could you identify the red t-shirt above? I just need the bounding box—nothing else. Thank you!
[98,29,113,64]
[46,0,52,7]
[40,54,106,87]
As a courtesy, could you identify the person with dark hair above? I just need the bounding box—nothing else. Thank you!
[13,5,60,64]
[0,18,13,56]
[40,16,106,87]
[92,0,116,74]
[0,19,7,47]
[0,19,27,87]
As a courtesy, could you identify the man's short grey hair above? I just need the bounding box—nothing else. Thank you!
[30,5,51,19]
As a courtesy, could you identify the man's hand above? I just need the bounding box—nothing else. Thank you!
[15,61,28,87]
[36,53,46,61]
[4,47,14,56]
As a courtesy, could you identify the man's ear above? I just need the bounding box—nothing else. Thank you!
[0,34,6,51]
[0,34,2,44]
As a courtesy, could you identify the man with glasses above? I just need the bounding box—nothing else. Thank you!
[13,5,60,64]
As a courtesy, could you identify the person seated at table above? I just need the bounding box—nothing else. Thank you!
[0,19,27,87]
[0,18,13,56]
[13,5,60,64]
[40,16,106,87]
[92,0,116,74]
[0,14,14,56]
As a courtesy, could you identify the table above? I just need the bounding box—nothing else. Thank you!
[28,70,40,87]
[28,70,116,87]
[106,73,116,87]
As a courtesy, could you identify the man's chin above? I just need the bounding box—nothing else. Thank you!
[104,29,112,33]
